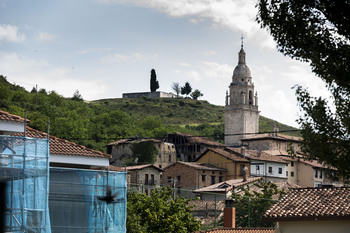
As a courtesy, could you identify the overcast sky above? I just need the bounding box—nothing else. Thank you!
[0,0,331,128]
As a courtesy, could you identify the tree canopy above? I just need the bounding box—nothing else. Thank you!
[127,187,201,233]
[150,69,159,92]
[181,82,192,97]
[190,89,203,100]
[131,141,158,165]
[257,0,350,179]
[230,180,285,228]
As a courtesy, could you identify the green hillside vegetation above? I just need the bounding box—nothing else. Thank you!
[0,75,299,153]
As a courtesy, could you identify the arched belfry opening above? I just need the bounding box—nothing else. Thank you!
[249,90,253,105]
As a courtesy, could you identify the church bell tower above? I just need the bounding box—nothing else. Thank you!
[224,39,259,146]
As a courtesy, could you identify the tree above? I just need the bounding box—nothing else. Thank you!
[181,82,192,98]
[257,0,350,179]
[190,89,203,100]
[150,69,159,92]
[71,89,83,101]
[131,141,158,165]
[171,82,181,98]
[230,180,285,228]
[127,187,201,233]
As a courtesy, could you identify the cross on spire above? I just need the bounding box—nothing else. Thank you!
[241,35,244,49]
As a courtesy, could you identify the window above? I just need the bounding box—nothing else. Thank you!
[291,162,294,167]
[256,165,260,171]
[291,171,294,177]
[219,171,222,175]
[219,176,223,182]
[159,165,162,168]
[150,174,154,185]
[268,166,272,174]
[286,171,288,176]
[315,169,318,178]
[177,176,181,182]
[167,176,172,184]
[168,154,171,162]
[145,174,149,185]
[158,154,161,159]
[278,168,282,174]
[211,176,216,185]
[240,164,245,175]
[320,171,323,179]
[202,170,205,173]
[212,171,215,174]
[202,175,206,182]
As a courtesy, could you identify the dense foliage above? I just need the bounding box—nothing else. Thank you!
[127,187,201,233]
[257,0,350,179]
[130,141,158,165]
[181,82,192,97]
[231,180,285,228]
[0,75,298,153]
[190,89,204,100]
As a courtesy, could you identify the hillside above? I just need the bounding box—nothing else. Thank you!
[91,97,299,136]
[0,75,299,153]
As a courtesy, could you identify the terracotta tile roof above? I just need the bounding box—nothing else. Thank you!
[125,164,164,172]
[168,132,226,147]
[193,177,263,193]
[103,165,126,172]
[299,159,336,170]
[15,127,111,159]
[264,187,350,221]
[107,138,162,146]
[196,148,250,163]
[195,227,275,233]
[166,161,227,171]
[226,148,288,164]
[242,133,302,142]
[0,110,29,123]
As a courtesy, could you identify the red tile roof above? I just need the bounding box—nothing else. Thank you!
[15,127,111,159]
[226,148,288,164]
[125,164,164,172]
[194,177,263,193]
[196,148,250,163]
[242,133,302,142]
[165,161,227,171]
[0,110,29,123]
[107,138,162,146]
[264,187,350,221]
[195,227,275,233]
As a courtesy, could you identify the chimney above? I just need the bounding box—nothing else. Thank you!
[242,166,248,182]
[240,146,246,158]
[224,199,236,228]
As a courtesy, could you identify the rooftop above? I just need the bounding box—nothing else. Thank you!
[15,127,111,159]
[124,164,164,172]
[0,110,29,123]
[194,177,263,193]
[264,187,350,221]
[165,161,227,171]
[167,132,226,147]
[196,148,250,163]
[226,148,288,164]
[242,133,302,142]
[107,138,163,146]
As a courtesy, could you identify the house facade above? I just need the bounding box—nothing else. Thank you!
[195,148,250,180]
[264,187,350,233]
[162,161,227,190]
[226,148,288,182]
[107,138,176,168]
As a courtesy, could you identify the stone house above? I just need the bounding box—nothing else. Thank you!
[124,164,163,195]
[226,148,288,182]
[162,161,227,191]
[264,187,350,233]
[164,132,226,162]
[107,138,176,168]
[195,148,250,180]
